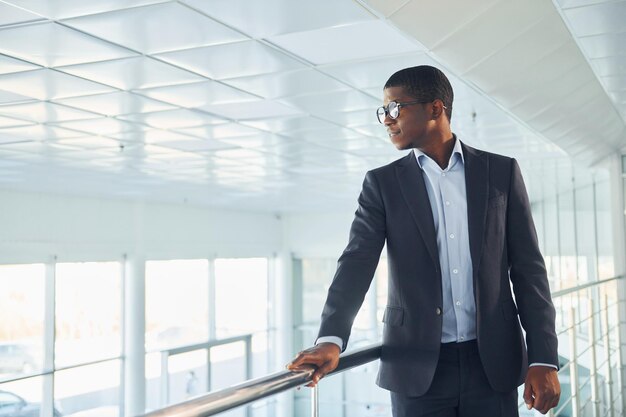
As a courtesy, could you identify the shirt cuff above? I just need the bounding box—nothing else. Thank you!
[529,362,558,369]
[315,336,343,350]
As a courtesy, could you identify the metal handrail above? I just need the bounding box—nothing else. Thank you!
[141,342,382,417]
[550,275,624,298]
[142,275,625,417]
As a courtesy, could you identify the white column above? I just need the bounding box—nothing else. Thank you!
[124,256,146,417]
[274,252,294,417]
[42,257,56,417]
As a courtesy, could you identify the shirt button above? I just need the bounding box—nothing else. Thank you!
[445,201,450,206]
[460,336,465,341]
[441,173,446,177]
[455,301,461,306]
[449,233,455,239]
[436,307,442,315]
[452,269,458,274]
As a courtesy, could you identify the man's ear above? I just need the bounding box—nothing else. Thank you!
[432,100,445,120]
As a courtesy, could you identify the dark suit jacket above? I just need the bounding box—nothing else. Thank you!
[317,142,558,396]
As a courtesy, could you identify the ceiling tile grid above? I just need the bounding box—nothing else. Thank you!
[0,0,620,211]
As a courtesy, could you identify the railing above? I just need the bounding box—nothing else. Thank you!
[150,334,253,410]
[142,342,382,417]
[143,276,625,417]
[544,275,625,417]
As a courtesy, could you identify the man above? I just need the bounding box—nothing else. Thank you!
[287,66,560,416]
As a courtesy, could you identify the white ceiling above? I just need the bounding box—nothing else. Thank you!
[0,0,621,212]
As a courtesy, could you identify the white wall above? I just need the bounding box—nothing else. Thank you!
[0,189,282,263]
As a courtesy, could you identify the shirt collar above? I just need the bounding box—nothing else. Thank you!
[413,135,464,170]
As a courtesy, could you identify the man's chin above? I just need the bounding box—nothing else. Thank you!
[392,142,413,151]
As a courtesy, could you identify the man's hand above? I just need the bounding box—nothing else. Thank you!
[523,366,560,414]
[286,343,341,387]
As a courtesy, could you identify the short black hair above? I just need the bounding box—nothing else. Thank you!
[384,65,453,122]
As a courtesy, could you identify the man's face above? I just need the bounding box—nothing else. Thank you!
[382,86,432,150]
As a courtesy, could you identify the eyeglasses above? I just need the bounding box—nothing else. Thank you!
[376,100,447,124]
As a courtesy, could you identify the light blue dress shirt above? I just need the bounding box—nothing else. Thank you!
[413,138,476,343]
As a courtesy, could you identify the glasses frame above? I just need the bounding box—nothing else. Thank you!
[376,100,448,124]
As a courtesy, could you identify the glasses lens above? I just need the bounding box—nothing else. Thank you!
[376,107,386,124]
[388,101,399,119]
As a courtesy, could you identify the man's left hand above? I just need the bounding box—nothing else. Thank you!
[523,366,560,414]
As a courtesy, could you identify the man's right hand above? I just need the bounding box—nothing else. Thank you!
[286,343,341,387]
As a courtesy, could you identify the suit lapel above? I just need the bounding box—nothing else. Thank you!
[462,143,489,276]
[396,152,439,267]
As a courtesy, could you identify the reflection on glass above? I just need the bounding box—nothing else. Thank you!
[0,376,60,416]
[0,264,45,379]
[168,350,208,404]
[55,262,121,368]
[54,360,120,417]
[145,260,209,351]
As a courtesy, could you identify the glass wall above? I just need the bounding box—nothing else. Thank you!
[0,256,272,417]
[530,159,615,291]
[144,256,271,416]
[0,261,123,417]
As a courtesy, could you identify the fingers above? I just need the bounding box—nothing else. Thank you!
[532,391,560,414]
[523,382,533,410]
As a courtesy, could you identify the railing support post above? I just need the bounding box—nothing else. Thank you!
[160,352,169,407]
[311,384,319,417]
[604,295,614,417]
[589,297,600,417]
[570,307,579,417]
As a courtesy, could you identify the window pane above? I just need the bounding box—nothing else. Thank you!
[215,258,268,337]
[55,262,122,367]
[0,264,45,379]
[0,376,55,416]
[300,259,335,324]
[168,350,208,404]
[54,359,120,417]
[145,259,209,351]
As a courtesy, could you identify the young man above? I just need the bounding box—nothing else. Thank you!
[288,65,560,417]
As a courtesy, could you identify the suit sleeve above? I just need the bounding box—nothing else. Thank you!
[506,158,559,367]
[317,170,386,351]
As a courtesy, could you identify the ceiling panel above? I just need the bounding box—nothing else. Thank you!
[119,108,225,129]
[54,91,174,116]
[0,22,135,67]
[359,0,411,17]
[279,90,379,115]
[222,69,350,99]
[589,54,626,77]
[0,2,42,26]
[199,100,303,120]
[50,117,148,136]
[136,81,258,108]
[268,21,424,65]
[577,32,626,59]
[0,54,39,75]
[0,115,34,128]
[156,40,305,80]
[4,0,168,20]
[389,0,500,50]
[0,69,115,101]
[183,0,374,38]
[561,1,626,37]
[319,53,435,89]
[57,56,205,90]
[0,101,99,123]
[64,2,246,54]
